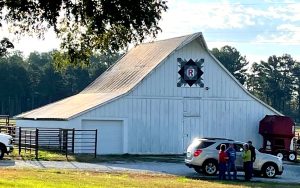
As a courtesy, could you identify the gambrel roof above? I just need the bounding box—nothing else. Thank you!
[16,32,281,120]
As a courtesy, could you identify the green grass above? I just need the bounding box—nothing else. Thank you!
[0,168,299,188]
[8,149,185,163]
[10,148,300,164]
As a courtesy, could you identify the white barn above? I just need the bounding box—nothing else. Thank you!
[16,32,281,154]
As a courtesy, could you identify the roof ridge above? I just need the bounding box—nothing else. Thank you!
[140,32,202,45]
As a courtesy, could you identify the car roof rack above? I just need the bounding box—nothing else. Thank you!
[202,137,234,141]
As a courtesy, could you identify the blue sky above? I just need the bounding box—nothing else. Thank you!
[1,0,300,64]
[156,0,300,63]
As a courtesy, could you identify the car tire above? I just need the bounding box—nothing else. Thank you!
[202,159,218,176]
[288,152,296,161]
[0,146,5,160]
[262,163,277,178]
[276,152,284,160]
[193,166,202,174]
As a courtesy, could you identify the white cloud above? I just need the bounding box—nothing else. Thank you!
[157,0,258,39]
[1,0,300,60]
[254,23,300,45]
[158,1,300,39]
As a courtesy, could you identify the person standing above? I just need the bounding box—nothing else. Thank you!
[218,144,228,180]
[226,143,237,180]
[242,143,251,181]
[248,141,256,179]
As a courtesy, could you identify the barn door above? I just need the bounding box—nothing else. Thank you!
[182,98,202,152]
[82,120,124,154]
[183,117,202,151]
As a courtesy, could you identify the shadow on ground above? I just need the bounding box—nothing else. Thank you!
[0,159,15,167]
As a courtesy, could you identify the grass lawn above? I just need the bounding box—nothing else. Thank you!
[10,148,300,164]
[0,168,299,188]
[8,149,185,163]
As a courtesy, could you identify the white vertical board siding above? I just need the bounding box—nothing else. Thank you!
[129,40,250,99]
[78,97,184,154]
[16,119,70,129]
[122,39,277,150]
[181,98,276,149]
[27,38,278,154]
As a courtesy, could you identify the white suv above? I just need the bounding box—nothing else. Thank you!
[185,138,283,178]
[0,133,14,159]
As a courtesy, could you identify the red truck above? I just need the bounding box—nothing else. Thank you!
[259,115,297,161]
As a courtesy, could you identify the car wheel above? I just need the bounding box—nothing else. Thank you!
[262,163,277,178]
[193,166,201,174]
[288,152,296,161]
[0,146,5,160]
[202,160,218,176]
[276,152,284,160]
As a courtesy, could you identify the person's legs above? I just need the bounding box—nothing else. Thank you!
[218,163,223,180]
[249,161,253,179]
[232,163,237,180]
[244,162,249,181]
[227,163,232,180]
[224,163,227,180]
[243,162,246,180]
[219,163,226,180]
[245,162,251,181]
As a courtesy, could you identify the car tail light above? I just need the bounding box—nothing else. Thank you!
[194,149,202,157]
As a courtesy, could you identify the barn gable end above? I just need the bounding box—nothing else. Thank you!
[16,32,280,154]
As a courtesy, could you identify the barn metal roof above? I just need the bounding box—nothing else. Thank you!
[16,32,281,120]
[16,32,204,120]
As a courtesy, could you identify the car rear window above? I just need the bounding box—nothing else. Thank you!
[193,141,215,149]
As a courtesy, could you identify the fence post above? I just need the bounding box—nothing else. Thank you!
[94,129,97,158]
[72,128,75,154]
[30,130,32,154]
[18,127,21,155]
[24,130,27,153]
[35,128,39,159]
[59,129,62,152]
[65,130,68,158]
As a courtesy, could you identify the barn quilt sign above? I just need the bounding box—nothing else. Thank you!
[177,58,204,87]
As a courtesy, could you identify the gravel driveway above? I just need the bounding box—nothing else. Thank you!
[1,160,300,183]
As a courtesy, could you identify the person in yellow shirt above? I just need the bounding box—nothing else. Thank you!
[242,143,251,181]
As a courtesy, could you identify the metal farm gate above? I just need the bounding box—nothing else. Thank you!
[16,127,97,159]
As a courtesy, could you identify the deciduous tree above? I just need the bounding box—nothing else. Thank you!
[0,0,167,65]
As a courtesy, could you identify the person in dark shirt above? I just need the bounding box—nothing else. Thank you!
[248,141,256,179]
[226,143,237,180]
[218,144,228,180]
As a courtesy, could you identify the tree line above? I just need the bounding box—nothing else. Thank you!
[1,46,300,123]
[0,51,120,116]
[212,46,300,122]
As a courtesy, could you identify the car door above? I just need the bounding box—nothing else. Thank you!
[234,143,244,170]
